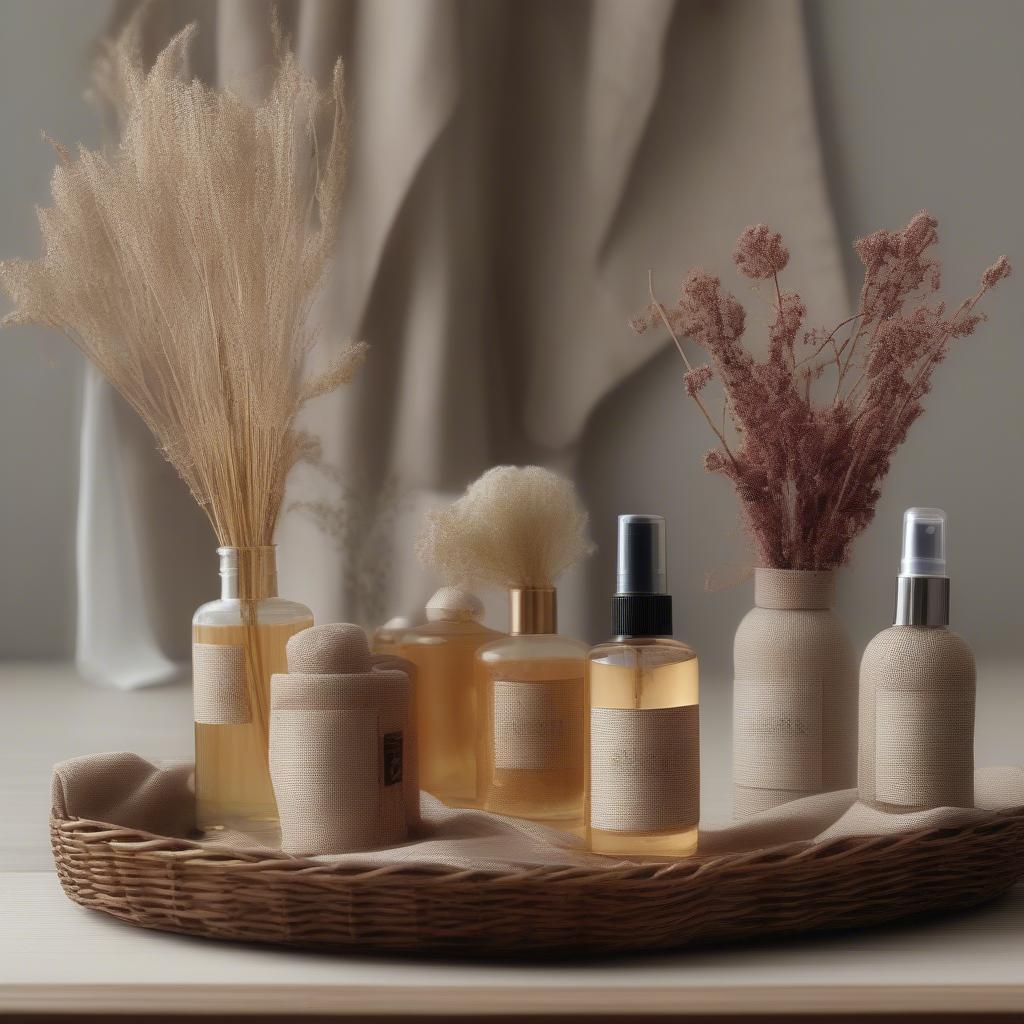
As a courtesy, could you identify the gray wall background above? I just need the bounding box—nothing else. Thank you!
[1,0,1022,678]
[0,0,109,657]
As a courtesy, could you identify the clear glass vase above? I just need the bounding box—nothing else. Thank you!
[192,546,312,832]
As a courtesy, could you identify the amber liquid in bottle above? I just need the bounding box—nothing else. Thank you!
[398,596,503,807]
[586,514,700,858]
[192,547,312,832]
[587,639,699,857]
[476,589,587,833]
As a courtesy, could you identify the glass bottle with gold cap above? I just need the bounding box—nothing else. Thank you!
[475,586,588,832]
[397,587,503,807]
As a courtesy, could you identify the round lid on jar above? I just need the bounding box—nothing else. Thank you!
[425,586,485,623]
[287,623,371,673]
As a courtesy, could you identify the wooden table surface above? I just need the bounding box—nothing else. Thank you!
[2,661,1023,1019]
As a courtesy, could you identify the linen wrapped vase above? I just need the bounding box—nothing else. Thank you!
[732,568,857,818]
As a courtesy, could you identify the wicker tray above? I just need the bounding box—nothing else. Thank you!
[51,806,1024,956]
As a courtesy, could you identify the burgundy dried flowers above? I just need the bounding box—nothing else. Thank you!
[684,364,714,397]
[632,212,1011,570]
[732,224,790,279]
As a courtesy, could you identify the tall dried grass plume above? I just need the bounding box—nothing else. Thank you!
[417,466,594,589]
[0,22,364,551]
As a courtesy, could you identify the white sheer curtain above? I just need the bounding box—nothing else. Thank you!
[79,0,846,688]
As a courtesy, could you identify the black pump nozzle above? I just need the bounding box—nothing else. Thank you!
[612,514,673,638]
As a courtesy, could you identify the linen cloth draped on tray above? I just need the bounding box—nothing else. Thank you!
[52,753,1024,874]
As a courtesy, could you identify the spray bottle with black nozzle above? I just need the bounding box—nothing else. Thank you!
[585,515,700,858]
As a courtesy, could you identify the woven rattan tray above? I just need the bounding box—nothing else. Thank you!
[51,806,1024,956]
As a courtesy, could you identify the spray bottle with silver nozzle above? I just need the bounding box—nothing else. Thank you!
[858,508,976,810]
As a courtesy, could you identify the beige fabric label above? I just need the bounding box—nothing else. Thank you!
[733,679,822,791]
[876,691,975,807]
[493,678,583,771]
[270,708,407,853]
[192,643,250,725]
[590,705,699,832]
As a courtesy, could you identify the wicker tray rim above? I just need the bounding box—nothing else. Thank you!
[50,804,1024,885]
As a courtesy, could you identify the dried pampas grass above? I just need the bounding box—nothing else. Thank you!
[417,466,594,589]
[0,21,364,550]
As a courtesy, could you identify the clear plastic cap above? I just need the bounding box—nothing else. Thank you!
[900,507,947,577]
[616,514,667,594]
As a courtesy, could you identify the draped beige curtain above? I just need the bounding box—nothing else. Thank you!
[78,0,846,687]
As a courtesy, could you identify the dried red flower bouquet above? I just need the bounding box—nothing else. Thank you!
[633,213,1011,569]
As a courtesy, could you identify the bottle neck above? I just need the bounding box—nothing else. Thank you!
[611,593,672,639]
[510,587,557,635]
[895,575,949,627]
[219,546,278,601]
[754,567,835,610]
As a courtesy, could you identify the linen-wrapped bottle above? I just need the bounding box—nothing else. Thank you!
[858,508,975,810]
[269,623,419,855]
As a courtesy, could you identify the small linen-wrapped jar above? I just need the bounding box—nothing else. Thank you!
[270,623,418,855]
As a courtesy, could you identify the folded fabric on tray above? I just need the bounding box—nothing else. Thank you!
[51,752,1024,874]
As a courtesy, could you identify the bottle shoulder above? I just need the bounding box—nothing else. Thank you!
[589,637,697,668]
[477,633,588,663]
[863,624,975,674]
[192,596,313,627]
[404,620,504,643]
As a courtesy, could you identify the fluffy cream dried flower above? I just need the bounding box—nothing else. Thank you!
[1,23,363,550]
[416,466,594,589]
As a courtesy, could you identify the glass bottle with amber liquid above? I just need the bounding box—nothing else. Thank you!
[398,587,503,807]
[192,546,313,832]
[476,587,587,832]
[586,515,699,858]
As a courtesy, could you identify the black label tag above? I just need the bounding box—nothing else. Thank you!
[382,731,403,786]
